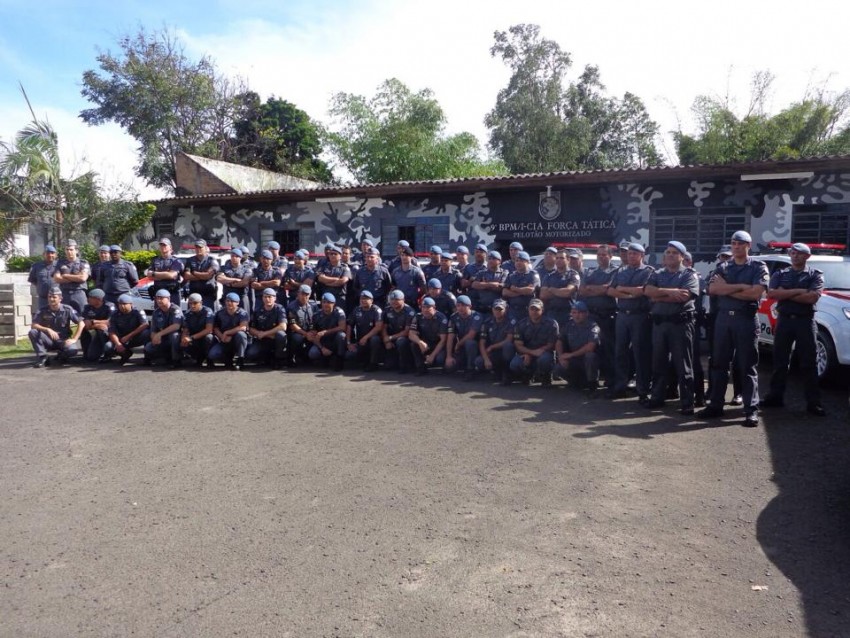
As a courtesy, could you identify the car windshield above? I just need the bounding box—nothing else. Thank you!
[816,261,850,290]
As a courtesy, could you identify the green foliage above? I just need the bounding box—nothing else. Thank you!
[123,249,157,275]
[99,202,156,245]
[4,254,40,272]
[326,78,508,183]
[485,24,662,173]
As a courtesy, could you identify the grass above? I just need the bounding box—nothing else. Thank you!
[0,338,32,359]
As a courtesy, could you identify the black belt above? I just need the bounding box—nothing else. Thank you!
[652,312,695,325]
[779,313,814,319]
[620,310,648,316]
[721,309,756,317]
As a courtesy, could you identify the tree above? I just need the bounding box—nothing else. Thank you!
[326,78,507,183]
[486,24,662,173]
[229,92,332,183]
[674,72,850,164]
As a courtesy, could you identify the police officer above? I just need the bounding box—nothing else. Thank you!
[90,245,111,288]
[345,290,384,371]
[183,239,220,309]
[100,245,140,305]
[250,249,282,304]
[340,245,360,315]
[350,238,375,267]
[445,295,483,380]
[314,244,352,311]
[144,289,184,367]
[644,241,699,414]
[699,231,769,427]
[382,289,416,373]
[27,245,59,308]
[354,248,393,307]
[246,288,288,368]
[706,245,743,404]
[28,286,83,367]
[454,246,470,273]
[502,241,523,274]
[461,243,489,307]
[761,242,826,416]
[409,296,449,375]
[579,244,618,387]
[391,247,426,305]
[476,299,517,384]
[422,246,443,280]
[209,292,250,370]
[535,246,558,279]
[683,251,707,407]
[146,238,184,307]
[180,293,215,366]
[307,292,347,371]
[53,239,90,312]
[554,301,601,392]
[79,288,115,362]
[606,243,654,402]
[540,249,580,329]
[426,278,457,318]
[384,239,411,273]
[502,251,540,321]
[508,298,558,386]
[433,252,462,295]
[216,248,251,310]
[281,250,315,304]
[104,294,150,365]
[287,284,319,367]
[267,240,288,273]
[470,250,508,315]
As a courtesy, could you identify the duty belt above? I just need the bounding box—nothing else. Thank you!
[620,309,648,315]
[779,312,814,319]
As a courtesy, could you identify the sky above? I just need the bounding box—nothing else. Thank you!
[1,0,848,200]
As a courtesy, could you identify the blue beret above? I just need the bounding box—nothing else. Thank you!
[488,250,502,260]
[99,245,111,252]
[361,239,374,247]
[389,289,405,300]
[509,241,523,250]
[790,242,811,255]
[118,294,133,304]
[225,292,240,302]
[321,292,336,303]
[517,251,531,261]
[188,293,202,303]
[267,241,280,250]
[628,243,646,253]
[667,241,687,255]
[573,301,589,312]
[109,245,122,252]
[262,288,277,297]
[475,244,488,251]
[326,244,341,254]
[421,296,436,307]
[155,289,171,298]
[230,248,243,257]
[427,278,442,288]
[731,230,752,243]
[397,240,410,248]
[430,245,442,254]
[87,288,105,299]
[456,246,469,254]
[45,245,57,253]
[260,250,273,259]
[360,290,374,299]
[298,284,312,294]
[457,295,472,305]
[545,246,558,254]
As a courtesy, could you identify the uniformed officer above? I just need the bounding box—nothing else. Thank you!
[287,284,319,367]
[476,299,517,384]
[508,298,559,386]
[433,252,462,295]
[699,231,769,427]
[208,292,250,370]
[146,238,184,307]
[502,251,540,321]
[426,278,457,318]
[100,245,140,305]
[267,240,288,273]
[53,239,90,312]
[391,247,426,305]
[540,249,580,329]
[144,289,184,367]
[553,301,601,391]
[705,245,743,404]
[454,246,470,273]
[183,239,220,309]
[104,294,150,364]
[502,241,523,274]
[28,286,84,367]
[384,239,410,274]
[535,246,558,279]
[445,295,483,380]
[409,296,449,375]
[307,292,347,371]
[354,248,393,308]
[350,238,375,267]
[461,244,489,303]
[216,248,251,310]
[606,243,654,402]
[340,245,360,315]
[760,242,826,416]
[27,245,59,308]
[314,244,352,311]
[644,241,700,414]
[578,244,618,387]
[422,246,443,280]
[281,250,315,304]
[683,251,707,407]
[250,249,282,305]
[179,293,215,366]
[89,245,111,288]
[246,288,288,368]
[382,289,416,373]
[567,248,585,279]
[79,288,115,362]
[470,250,508,314]
[345,290,384,371]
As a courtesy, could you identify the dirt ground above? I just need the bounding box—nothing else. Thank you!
[1,356,849,637]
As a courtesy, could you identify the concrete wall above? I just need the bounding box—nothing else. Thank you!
[0,273,32,345]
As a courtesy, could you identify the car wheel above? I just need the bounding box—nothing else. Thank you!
[816,328,837,380]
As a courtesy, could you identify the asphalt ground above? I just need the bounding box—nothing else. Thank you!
[1,355,849,638]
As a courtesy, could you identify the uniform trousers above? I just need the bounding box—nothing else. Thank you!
[649,317,694,407]
[767,314,821,405]
[28,331,81,360]
[707,312,760,414]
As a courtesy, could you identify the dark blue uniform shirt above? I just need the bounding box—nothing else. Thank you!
[28,261,59,298]
[473,268,508,309]
[410,310,449,344]
[348,305,383,338]
[560,319,600,352]
[220,261,251,297]
[251,304,287,331]
[215,307,249,332]
[582,266,618,314]
[770,266,824,316]
[287,299,319,331]
[514,316,559,349]
[55,257,90,295]
[504,270,541,314]
[149,255,184,292]
[448,311,483,338]
[541,268,580,311]
[383,304,416,336]
[713,258,769,312]
[101,260,140,296]
[611,264,654,312]
[109,308,148,337]
[81,301,115,323]
[32,304,80,339]
[648,267,699,315]
[184,306,214,334]
[184,255,220,295]
[313,306,347,331]
[480,314,516,345]
[151,305,184,332]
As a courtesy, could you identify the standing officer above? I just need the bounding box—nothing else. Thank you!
[28,286,83,367]
[535,246,558,279]
[307,292,347,371]
[354,248,393,308]
[146,238,184,307]
[502,251,540,321]
[382,289,416,373]
[287,284,319,367]
[183,239,220,309]
[104,294,150,364]
[384,239,410,273]
[314,244,352,311]
[454,246,470,273]
[683,251,707,407]
[345,290,384,371]
[461,243,488,307]
[553,301,601,391]
[644,241,699,414]
[391,247,426,305]
[699,231,769,427]
[705,245,742,404]
[90,245,111,288]
[100,245,140,305]
[426,278,457,318]
[267,240,288,272]
[27,245,59,308]
[281,250,315,304]
[760,243,826,416]
[209,292,250,370]
[540,249,580,329]
[434,252,462,295]
[144,289,184,367]
[476,299,517,384]
[444,295,483,380]
[180,293,215,366]
[250,249,282,303]
[409,297,449,375]
[579,244,618,387]
[422,246,443,280]
[350,238,375,267]
[508,298,558,386]
[503,242,523,273]
[53,239,90,312]
[246,288,288,368]
[79,288,115,362]
[606,243,654,402]
[470,250,508,315]
[216,248,251,310]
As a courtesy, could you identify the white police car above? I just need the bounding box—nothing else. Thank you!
[755,243,850,380]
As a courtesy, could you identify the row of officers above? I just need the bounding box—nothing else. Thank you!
[27,230,827,426]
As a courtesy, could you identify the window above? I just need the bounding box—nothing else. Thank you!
[792,205,850,247]
[155,221,174,240]
[273,230,301,256]
[381,219,447,254]
[270,223,315,257]
[652,207,746,258]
